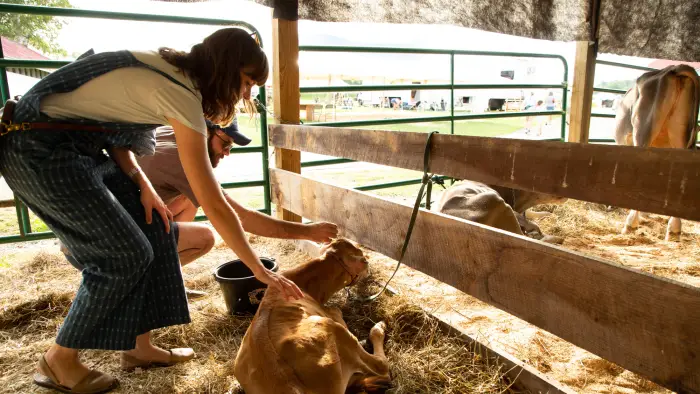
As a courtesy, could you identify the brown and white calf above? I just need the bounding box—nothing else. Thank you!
[614,64,700,241]
[233,238,391,394]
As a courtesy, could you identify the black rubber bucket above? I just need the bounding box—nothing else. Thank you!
[213,257,278,315]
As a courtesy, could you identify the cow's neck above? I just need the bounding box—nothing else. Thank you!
[489,184,539,213]
[284,255,350,304]
[489,184,520,211]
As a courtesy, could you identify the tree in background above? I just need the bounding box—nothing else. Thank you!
[598,79,636,91]
[0,0,72,57]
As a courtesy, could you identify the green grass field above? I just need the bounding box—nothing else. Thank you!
[235,108,526,145]
[0,208,50,237]
[361,117,524,137]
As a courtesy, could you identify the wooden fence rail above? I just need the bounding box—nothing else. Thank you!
[270,125,700,222]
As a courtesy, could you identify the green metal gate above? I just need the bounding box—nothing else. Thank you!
[298,46,569,191]
[0,3,271,244]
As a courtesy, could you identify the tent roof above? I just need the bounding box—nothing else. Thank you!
[253,0,700,62]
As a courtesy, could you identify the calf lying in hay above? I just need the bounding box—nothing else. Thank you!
[436,180,567,244]
[234,238,391,394]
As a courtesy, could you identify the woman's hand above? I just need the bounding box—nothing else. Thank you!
[106,146,173,233]
[169,118,300,299]
[255,268,304,301]
[305,222,338,243]
[139,181,173,233]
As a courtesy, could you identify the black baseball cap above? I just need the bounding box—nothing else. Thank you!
[205,118,252,146]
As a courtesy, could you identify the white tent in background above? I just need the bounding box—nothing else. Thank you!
[299,75,351,87]
[4,72,41,98]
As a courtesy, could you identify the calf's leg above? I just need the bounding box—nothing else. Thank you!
[666,217,682,242]
[345,322,391,394]
[622,210,641,234]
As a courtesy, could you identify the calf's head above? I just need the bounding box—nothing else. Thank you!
[283,238,371,304]
[320,238,370,288]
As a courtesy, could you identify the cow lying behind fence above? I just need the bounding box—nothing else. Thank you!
[614,64,700,241]
[234,238,391,394]
[436,181,567,244]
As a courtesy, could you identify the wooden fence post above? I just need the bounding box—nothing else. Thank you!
[272,2,302,222]
[568,41,597,143]
[567,0,602,143]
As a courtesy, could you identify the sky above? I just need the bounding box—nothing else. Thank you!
[46,0,659,87]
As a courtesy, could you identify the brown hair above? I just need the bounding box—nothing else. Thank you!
[159,28,268,127]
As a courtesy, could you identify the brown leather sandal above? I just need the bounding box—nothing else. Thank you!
[120,348,195,371]
[33,356,118,394]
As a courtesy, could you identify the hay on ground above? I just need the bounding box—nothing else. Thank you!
[0,292,72,330]
[0,236,516,394]
[330,277,519,394]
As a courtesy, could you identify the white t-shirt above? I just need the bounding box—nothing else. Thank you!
[40,51,207,136]
[525,95,536,107]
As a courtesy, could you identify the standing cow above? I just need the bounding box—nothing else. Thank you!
[614,65,700,241]
[234,238,391,394]
[436,181,566,244]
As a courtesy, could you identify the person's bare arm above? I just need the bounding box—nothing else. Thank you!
[108,146,172,233]
[223,193,337,242]
[168,118,302,301]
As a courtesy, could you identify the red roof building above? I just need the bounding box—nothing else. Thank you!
[1,36,50,60]
[1,36,51,80]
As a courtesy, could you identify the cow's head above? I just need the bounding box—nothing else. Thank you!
[320,238,369,286]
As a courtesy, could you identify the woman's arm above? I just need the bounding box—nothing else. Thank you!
[168,118,303,301]
[108,146,172,233]
[223,193,337,243]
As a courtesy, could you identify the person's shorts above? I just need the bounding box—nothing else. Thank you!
[546,106,555,110]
